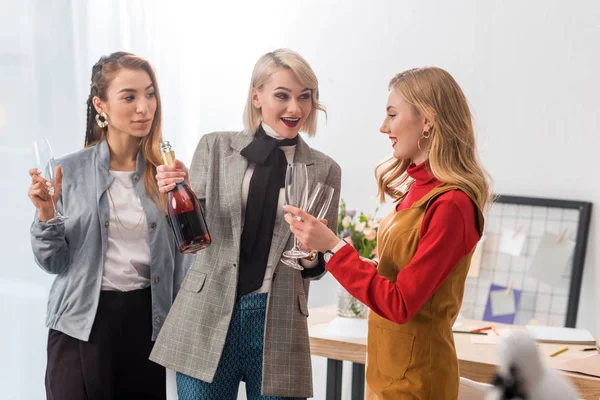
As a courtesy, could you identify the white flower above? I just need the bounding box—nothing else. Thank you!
[342,216,351,229]
[355,222,366,232]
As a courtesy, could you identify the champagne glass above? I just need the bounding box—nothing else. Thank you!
[282,163,309,269]
[282,182,335,269]
[33,138,69,225]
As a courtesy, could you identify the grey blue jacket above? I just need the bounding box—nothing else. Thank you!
[30,139,191,342]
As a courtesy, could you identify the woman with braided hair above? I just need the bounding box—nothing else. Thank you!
[27,51,190,399]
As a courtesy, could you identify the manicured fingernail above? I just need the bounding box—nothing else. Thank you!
[45,182,52,186]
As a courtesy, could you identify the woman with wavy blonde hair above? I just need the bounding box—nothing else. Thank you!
[285,66,492,399]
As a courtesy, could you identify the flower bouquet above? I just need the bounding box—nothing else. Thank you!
[336,200,380,318]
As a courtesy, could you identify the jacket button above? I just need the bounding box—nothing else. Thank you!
[150,222,157,229]
[156,316,162,324]
[133,175,139,181]
[104,220,109,228]
[153,277,160,284]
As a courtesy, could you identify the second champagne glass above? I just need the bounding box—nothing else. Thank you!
[281,182,335,269]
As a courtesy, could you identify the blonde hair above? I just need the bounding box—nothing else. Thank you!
[243,49,325,137]
[84,52,165,210]
[375,67,493,211]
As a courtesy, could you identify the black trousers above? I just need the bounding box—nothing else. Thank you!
[45,287,166,400]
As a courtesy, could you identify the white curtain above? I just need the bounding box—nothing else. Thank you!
[0,1,178,398]
[1,1,302,398]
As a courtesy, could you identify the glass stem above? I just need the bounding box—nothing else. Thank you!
[49,186,59,216]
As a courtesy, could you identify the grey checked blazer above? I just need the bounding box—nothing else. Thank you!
[149,131,341,398]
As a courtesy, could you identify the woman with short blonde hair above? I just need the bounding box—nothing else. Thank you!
[243,49,326,137]
[150,49,341,400]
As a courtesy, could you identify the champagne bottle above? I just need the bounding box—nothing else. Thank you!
[159,141,211,253]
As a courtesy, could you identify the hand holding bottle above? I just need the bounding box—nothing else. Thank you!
[28,166,63,222]
[156,160,189,193]
[159,141,211,253]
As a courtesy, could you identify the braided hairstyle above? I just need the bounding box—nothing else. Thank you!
[84,51,165,209]
[85,52,133,147]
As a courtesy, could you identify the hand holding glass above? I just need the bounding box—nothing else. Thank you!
[33,139,68,224]
[282,179,335,270]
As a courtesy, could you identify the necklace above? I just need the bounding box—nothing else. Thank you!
[107,188,145,230]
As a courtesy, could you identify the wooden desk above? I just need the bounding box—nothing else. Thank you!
[308,305,600,400]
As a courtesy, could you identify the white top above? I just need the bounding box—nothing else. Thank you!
[101,170,151,292]
[242,123,317,294]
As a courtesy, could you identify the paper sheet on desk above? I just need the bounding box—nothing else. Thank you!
[326,317,368,339]
[526,325,596,345]
[556,353,600,378]
[469,330,500,345]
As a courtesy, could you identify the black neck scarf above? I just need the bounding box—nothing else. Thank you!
[237,125,298,297]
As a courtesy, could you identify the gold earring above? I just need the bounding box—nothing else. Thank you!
[417,129,432,152]
[95,112,108,128]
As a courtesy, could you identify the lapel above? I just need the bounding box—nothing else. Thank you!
[226,131,253,252]
[269,134,317,267]
[94,140,115,225]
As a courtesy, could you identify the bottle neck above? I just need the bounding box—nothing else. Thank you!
[161,150,176,167]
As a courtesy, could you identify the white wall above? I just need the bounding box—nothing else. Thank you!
[159,0,600,330]
[1,0,599,399]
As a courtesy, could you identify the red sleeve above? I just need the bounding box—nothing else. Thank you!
[326,191,480,324]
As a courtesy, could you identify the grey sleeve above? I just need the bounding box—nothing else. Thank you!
[30,211,70,275]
